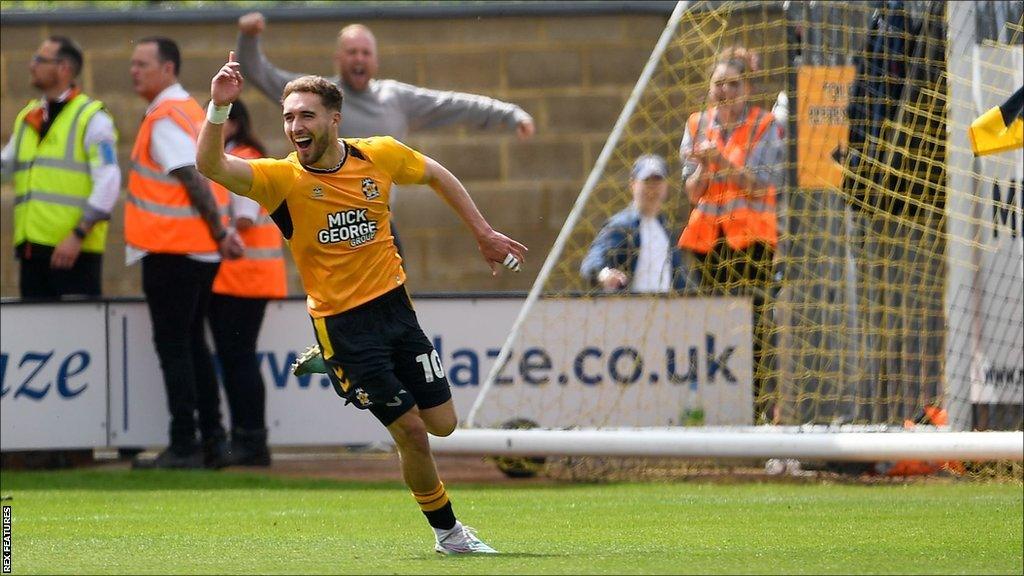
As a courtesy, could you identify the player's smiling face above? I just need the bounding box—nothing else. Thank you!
[282,91,340,166]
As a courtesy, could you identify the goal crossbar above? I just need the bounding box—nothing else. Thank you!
[431,429,1024,462]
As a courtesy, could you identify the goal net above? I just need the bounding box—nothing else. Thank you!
[445,0,1023,480]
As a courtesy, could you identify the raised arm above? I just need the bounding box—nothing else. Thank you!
[687,117,784,200]
[196,51,255,196]
[235,12,303,102]
[680,118,711,204]
[398,82,535,140]
[742,118,785,196]
[419,155,527,275]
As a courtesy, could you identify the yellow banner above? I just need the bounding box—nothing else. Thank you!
[797,66,856,188]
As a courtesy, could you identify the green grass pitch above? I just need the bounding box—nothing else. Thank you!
[0,469,1021,574]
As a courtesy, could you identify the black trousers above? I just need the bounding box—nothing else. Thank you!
[142,254,223,450]
[208,294,269,431]
[18,242,102,299]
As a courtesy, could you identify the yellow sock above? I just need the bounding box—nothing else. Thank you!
[414,482,456,530]
[412,481,450,512]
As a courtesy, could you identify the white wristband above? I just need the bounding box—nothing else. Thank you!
[207,102,232,125]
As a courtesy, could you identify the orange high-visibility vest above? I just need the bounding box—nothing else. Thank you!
[125,96,227,254]
[678,106,778,254]
[212,144,287,299]
[887,406,965,477]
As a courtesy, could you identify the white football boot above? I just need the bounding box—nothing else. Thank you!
[434,522,498,555]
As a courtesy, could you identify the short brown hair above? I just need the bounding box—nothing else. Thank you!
[281,75,343,112]
[137,36,181,76]
[48,35,84,77]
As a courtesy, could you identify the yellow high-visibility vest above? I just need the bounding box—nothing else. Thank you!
[12,93,111,253]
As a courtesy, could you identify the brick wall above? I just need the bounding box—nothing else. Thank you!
[0,12,669,297]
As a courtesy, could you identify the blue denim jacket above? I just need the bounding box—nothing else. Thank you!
[579,206,687,292]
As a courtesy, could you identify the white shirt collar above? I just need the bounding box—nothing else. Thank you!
[50,87,74,104]
[42,87,76,118]
[146,83,190,116]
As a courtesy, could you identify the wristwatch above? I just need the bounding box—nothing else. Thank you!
[72,226,88,240]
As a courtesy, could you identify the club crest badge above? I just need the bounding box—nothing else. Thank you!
[361,178,380,200]
[355,388,371,407]
[312,185,324,199]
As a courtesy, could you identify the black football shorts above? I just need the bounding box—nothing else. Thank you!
[312,286,452,426]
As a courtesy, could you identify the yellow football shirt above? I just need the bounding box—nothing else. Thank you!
[247,136,426,317]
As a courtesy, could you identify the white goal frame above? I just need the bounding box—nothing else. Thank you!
[456,0,1024,464]
[433,427,1023,462]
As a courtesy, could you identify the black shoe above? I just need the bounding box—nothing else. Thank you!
[202,434,231,470]
[132,447,202,470]
[118,447,145,461]
[227,428,271,467]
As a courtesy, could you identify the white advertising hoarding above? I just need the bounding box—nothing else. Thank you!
[2,297,521,450]
[105,298,521,448]
[0,302,109,450]
[470,296,754,429]
[1,295,752,450]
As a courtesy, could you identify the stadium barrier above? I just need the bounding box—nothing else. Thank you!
[0,295,753,451]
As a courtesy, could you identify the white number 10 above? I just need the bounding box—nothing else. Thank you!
[415,350,445,382]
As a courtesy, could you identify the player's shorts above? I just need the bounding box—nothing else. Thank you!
[311,285,451,426]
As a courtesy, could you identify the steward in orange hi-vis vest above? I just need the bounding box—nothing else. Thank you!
[677,106,778,254]
[126,97,228,253]
[884,406,966,477]
[212,143,286,299]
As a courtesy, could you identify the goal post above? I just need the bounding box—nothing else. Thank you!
[432,428,1023,462]
[464,0,693,428]
[448,1,1024,475]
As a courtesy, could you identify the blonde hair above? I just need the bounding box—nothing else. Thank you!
[714,45,760,76]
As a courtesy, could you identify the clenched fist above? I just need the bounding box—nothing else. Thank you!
[238,12,266,37]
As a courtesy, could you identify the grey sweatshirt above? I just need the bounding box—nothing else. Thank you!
[236,34,533,140]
